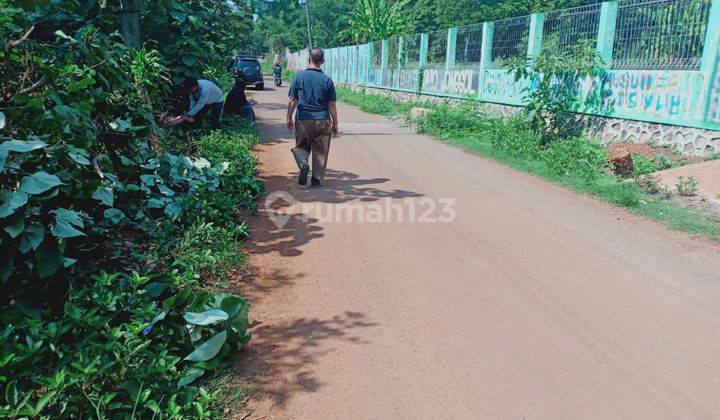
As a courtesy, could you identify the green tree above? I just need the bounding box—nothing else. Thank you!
[341,0,411,44]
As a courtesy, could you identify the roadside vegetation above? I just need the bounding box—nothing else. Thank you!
[338,86,719,241]
[1,1,262,417]
[335,34,719,242]
[335,31,720,242]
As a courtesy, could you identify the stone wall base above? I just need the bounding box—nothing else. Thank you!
[342,84,720,157]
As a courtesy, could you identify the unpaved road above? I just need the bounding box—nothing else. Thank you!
[237,78,720,419]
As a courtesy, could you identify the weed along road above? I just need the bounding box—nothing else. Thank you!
[240,78,720,419]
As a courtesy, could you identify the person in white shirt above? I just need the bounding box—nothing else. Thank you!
[180,77,224,130]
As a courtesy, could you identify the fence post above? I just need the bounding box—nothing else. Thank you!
[419,33,429,91]
[701,0,720,72]
[354,45,359,84]
[596,1,619,66]
[419,33,429,66]
[367,42,375,85]
[358,44,371,85]
[701,0,720,123]
[527,13,544,58]
[446,27,458,71]
[358,45,362,84]
[477,21,494,100]
[381,39,389,86]
[398,36,405,69]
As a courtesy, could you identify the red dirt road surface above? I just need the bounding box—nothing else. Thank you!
[237,79,720,419]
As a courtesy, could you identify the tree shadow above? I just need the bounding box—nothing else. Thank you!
[228,265,304,308]
[234,311,379,409]
[248,168,423,258]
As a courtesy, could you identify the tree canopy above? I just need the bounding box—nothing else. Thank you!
[250,0,603,53]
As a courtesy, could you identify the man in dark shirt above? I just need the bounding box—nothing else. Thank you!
[224,74,256,125]
[287,47,339,188]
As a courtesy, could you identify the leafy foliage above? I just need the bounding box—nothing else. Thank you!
[250,0,355,53]
[251,0,606,53]
[340,0,411,44]
[1,0,261,416]
[632,153,675,176]
[0,271,250,418]
[509,37,601,141]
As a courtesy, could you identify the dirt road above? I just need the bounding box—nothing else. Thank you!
[238,79,720,419]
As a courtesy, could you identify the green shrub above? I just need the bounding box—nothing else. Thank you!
[596,179,642,207]
[543,137,608,180]
[416,103,491,140]
[632,153,675,176]
[509,37,601,141]
[675,176,699,196]
[167,220,249,280]
[0,271,250,418]
[0,1,260,417]
[486,117,542,159]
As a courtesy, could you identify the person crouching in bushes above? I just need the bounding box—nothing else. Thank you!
[173,77,224,130]
[224,73,256,125]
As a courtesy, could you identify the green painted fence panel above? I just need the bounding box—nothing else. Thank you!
[285,0,720,131]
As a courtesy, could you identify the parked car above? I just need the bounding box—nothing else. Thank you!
[234,57,264,90]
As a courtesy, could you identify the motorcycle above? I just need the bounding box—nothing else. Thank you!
[274,74,282,87]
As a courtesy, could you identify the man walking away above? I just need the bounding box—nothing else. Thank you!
[287,48,339,188]
[181,77,224,130]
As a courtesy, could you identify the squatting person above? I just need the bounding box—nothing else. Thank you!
[180,77,224,130]
[224,73,256,125]
[286,47,339,188]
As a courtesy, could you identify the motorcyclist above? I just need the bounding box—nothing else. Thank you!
[273,64,282,80]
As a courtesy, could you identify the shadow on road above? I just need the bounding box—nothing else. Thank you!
[235,311,379,409]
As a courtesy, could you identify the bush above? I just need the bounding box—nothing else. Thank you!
[543,137,608,180]
[509,37,601,141]
[416,103,492,140]
[675,176,699,196]
[0,270,250,418]
[486,117,542,160]
[632,153,675,176]
[0,123,260,417]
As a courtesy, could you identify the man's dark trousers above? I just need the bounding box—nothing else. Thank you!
[190,102,223,130]
[292,119,332,180]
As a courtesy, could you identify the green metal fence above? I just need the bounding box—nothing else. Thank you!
[292,0,720,131]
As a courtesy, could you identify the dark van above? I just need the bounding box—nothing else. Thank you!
[234,57,264,90]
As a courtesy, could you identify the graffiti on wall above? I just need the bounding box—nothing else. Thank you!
[389,69,419,90]
[422,68,480,95]
[367,68,383,86]
[578,70,710,122]
[482,69,526,104]
[709,56,720,123]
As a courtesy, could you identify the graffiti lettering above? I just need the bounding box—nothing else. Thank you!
[422,68,479,95]
[578,70,709,120]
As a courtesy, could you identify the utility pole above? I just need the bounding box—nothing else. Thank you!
[304,0,313,50]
